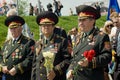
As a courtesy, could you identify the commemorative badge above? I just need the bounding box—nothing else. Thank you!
[12,52,16,60]
[19,52,22,59]
[87,34,93,42]
[15,49,19,53]
[5,50,8,54]
[88,35,95,46]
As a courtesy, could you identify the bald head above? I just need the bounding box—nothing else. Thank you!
[6,9,18,17]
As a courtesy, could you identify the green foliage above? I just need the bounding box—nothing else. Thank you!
[18,0,29,15]
[0,15,106,47]
[96,15,107,28]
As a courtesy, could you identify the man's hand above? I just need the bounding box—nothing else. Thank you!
[2,66,9,74]
[47,70,56,80]
[9,67,16,76]
[78,58,89,67]
[66,69,73,79]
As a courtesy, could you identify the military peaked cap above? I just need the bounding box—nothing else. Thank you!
[76,5,101,19]
[5,15,25,28]
[36,11,58,25]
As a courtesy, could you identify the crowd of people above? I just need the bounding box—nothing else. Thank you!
[0,0,63,17]
[0,2,16,16]
[47,0,63,16]
[0,2,120,80]
[29,0,63,16]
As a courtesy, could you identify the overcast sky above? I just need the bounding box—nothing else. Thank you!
[4,0,120,16]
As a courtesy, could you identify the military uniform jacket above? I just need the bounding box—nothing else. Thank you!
[68,27,112,80]
[0,34,35,80]
[31,34,71,80]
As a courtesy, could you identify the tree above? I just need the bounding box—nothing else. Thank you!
[17,0,28,15]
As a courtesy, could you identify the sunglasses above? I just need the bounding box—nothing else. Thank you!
[106,24,113,28]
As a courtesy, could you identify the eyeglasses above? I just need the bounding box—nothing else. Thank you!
[40,24,53,27]
[106,24,113,29]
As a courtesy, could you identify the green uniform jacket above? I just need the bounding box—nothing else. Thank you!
[31,34,71,80]
[0,34,35,80]
[68,27,112,80]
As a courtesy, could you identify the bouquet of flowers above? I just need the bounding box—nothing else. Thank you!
[83,49,96,61]
[42,51,54,74]
[73,49,96,75]
[42,45,56,75]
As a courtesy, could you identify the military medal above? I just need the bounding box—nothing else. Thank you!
[15,49,19,58]
[5,50,8,54]
[15,49,19,53]
[5,51,8,58]
[87,34,93,42]
[12,52,16,60]
[19,52,22,59]
[88,37,96,46]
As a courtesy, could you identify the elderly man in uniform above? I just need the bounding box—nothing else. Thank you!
[0,15,35,80]
[66,5,112,80]
[6,9,34,40]
[31,11,71,80]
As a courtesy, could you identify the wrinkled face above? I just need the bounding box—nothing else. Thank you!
[71,28,78,35]
[40,24,54,37]
[9,26,22,38]
[78,17,95,32]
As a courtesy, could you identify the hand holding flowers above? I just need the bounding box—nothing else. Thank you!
[73,49,96,75]
[67,49,96,80]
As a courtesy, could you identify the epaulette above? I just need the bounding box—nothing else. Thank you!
[56,34,64,40]
[35,40,42,56]
[24,36,30,40]
[4,39,11,44]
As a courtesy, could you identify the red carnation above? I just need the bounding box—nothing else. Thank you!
[83,49,95,62]
[83,51,88,57]
[73,49,96,75]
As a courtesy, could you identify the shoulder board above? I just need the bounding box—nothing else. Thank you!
[4,39,11,43]
[24,36,30,40]
[36,40,41,45]
[5,39,11,42]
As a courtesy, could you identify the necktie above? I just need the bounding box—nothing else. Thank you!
[45,40,48,44]
[13,39,17,44]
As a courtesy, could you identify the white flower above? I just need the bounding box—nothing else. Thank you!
[42,51,54,58]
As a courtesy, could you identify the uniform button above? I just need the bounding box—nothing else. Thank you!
[40,74,43,76]
[40,67,42,69]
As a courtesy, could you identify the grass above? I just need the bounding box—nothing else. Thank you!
[0,15,107,47]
